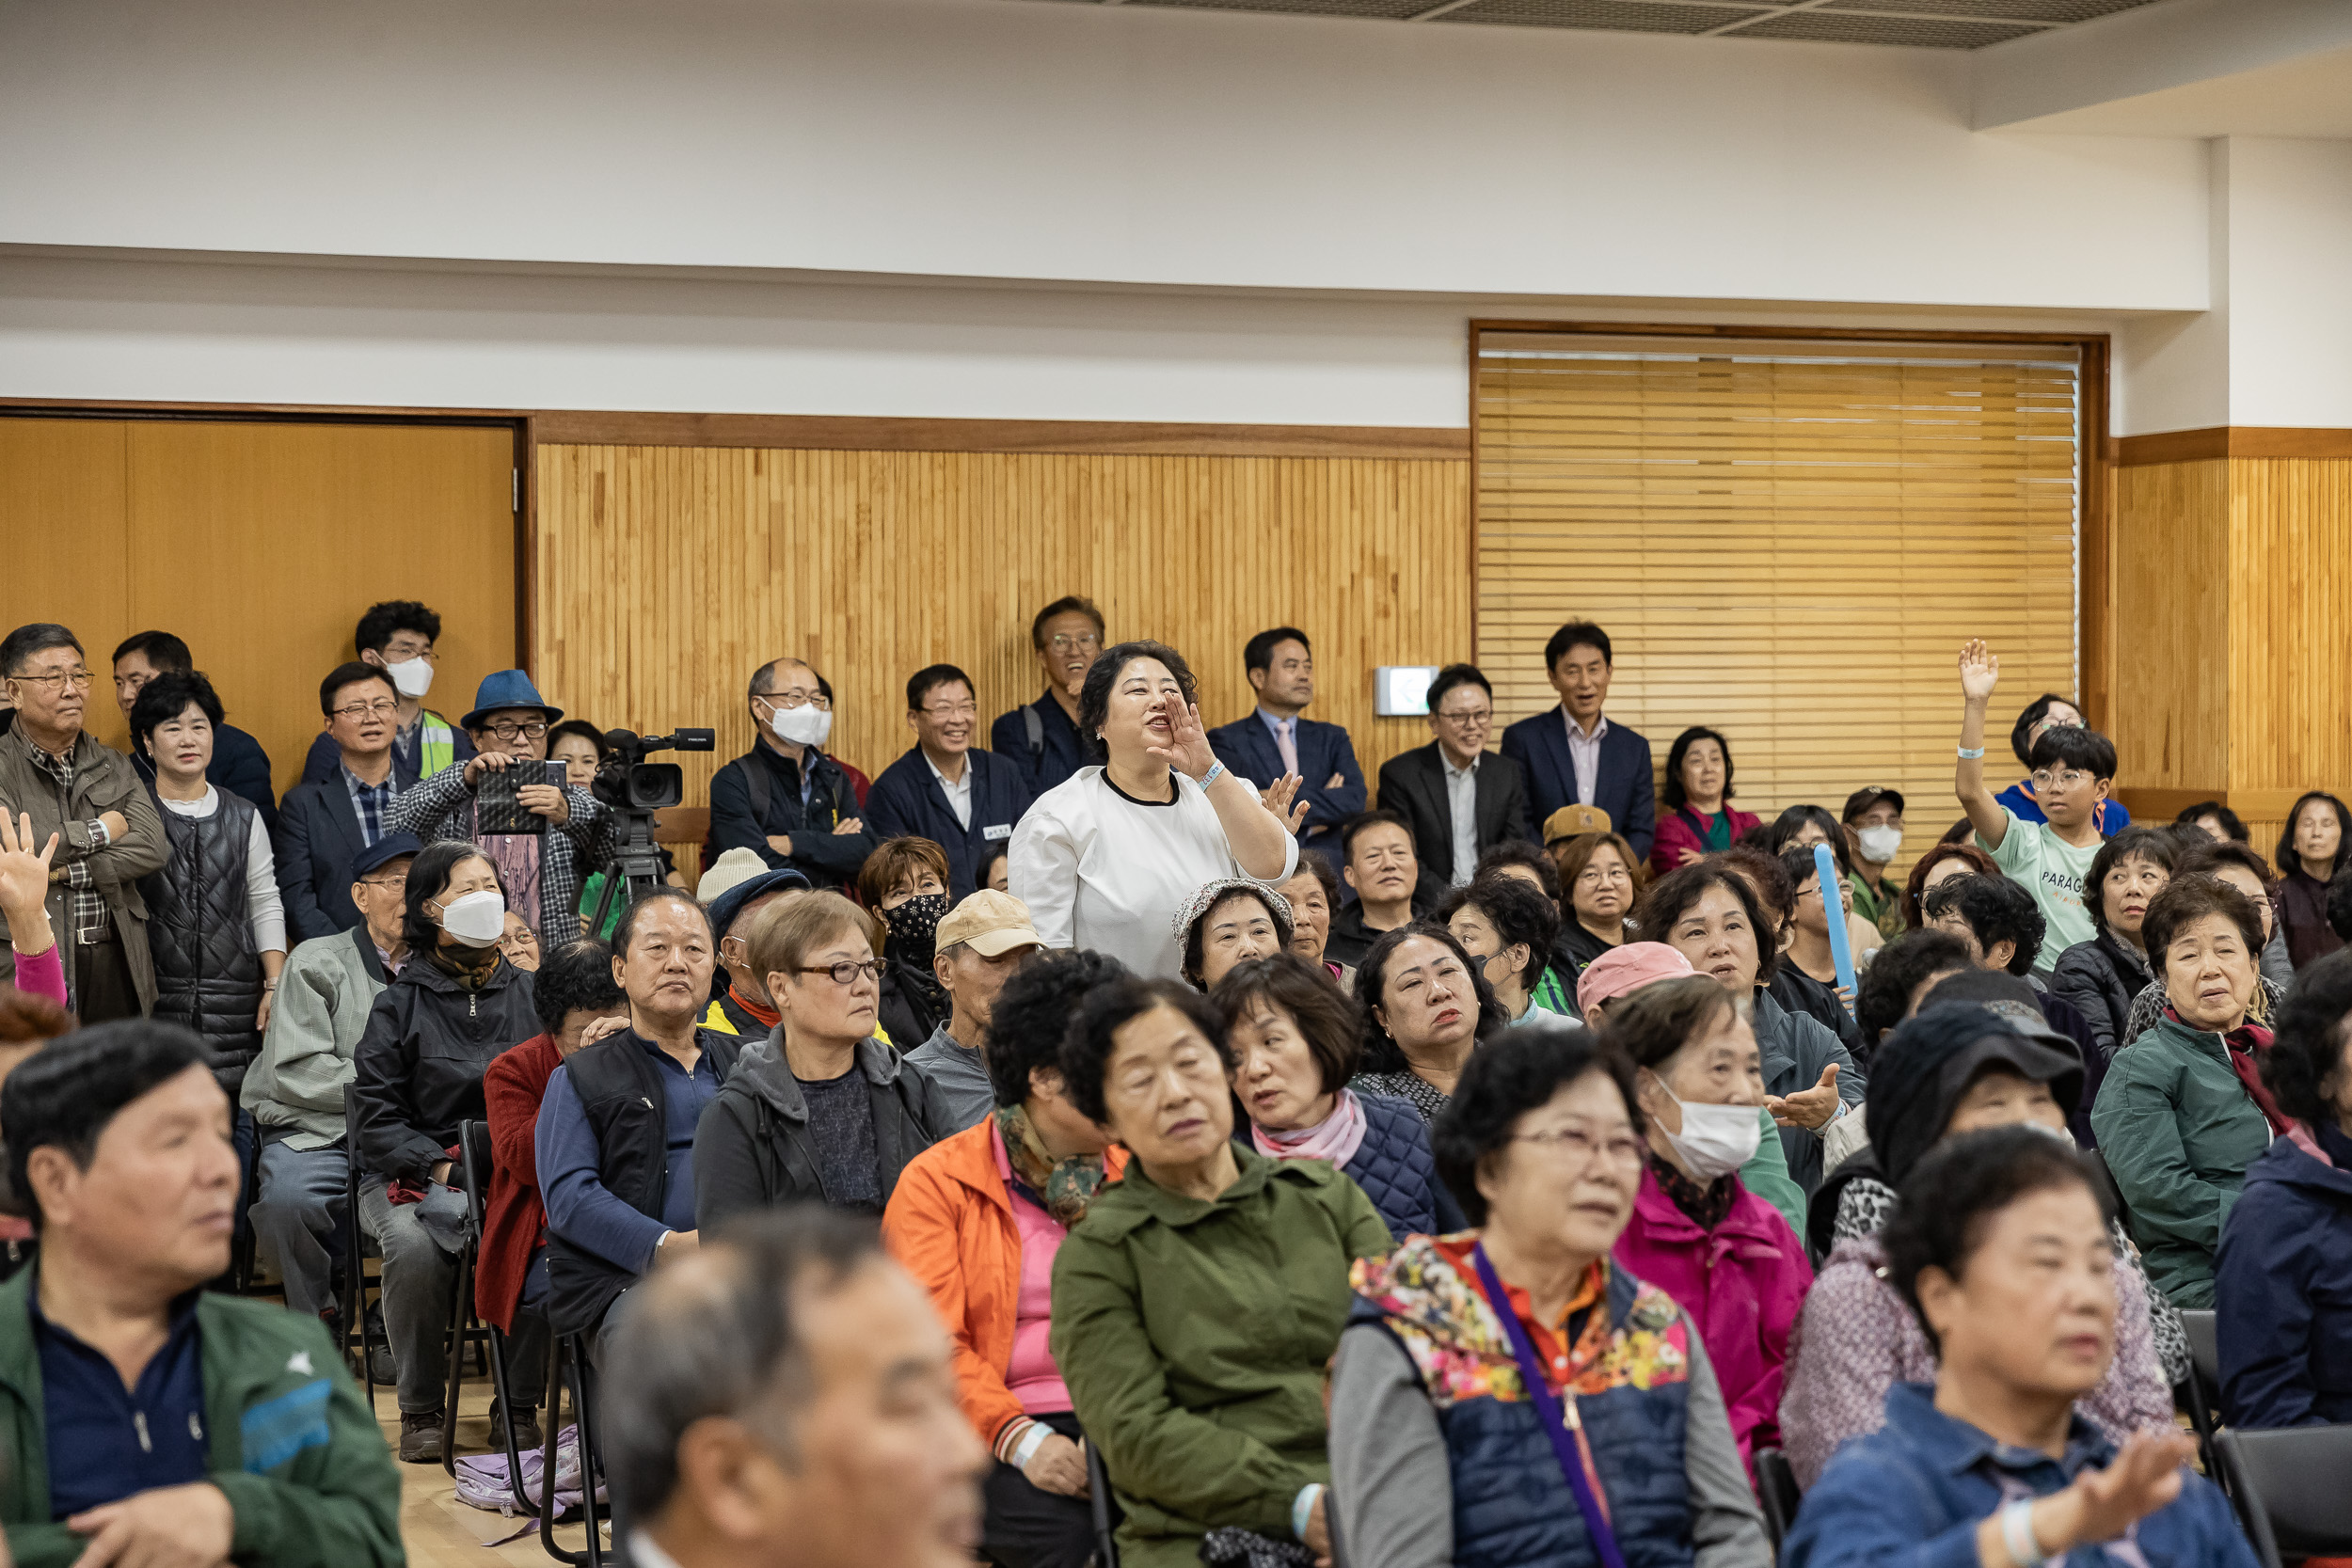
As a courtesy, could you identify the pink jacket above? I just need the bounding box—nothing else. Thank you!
[1649,807,1762,877]
[1613,1166,1811,1465]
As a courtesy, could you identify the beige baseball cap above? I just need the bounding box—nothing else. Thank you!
[1542,803,1614,844]
[937,890,1046,958]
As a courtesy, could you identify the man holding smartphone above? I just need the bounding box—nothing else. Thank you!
[387,669,612,942]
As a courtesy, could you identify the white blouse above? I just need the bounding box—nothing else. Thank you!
[1009,766,1298,980]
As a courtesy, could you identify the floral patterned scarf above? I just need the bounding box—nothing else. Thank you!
[994,1102,1109,1227]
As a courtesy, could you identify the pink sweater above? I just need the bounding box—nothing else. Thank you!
[7,945,66,1009]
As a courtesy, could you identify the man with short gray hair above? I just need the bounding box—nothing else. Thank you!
[604,1208,987,1568]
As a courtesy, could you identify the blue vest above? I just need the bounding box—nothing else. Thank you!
[1343,1092,1446,1241]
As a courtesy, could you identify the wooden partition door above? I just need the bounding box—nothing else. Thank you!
[0,418,517,799]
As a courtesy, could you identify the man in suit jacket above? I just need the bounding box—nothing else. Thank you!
[866,664,1032,901]
[1375,663,1531,888]
[1501,621,1657,863]
[1206,626,1366,866]
[276,663,405,943]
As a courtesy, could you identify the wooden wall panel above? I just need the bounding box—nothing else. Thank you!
[532,445,1474,811]
[2111,459,2230,794]
[0,420,132,743]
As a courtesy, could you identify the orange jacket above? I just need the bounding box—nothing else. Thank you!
[881,1117,1125,1448]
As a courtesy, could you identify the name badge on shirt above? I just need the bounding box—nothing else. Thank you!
[983,823,1013,841]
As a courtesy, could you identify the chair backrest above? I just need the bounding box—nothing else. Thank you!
[2083,1148,2130,1231]
[2217,1425,2352,1564]
[2178,1309,2218,1396]
[1752,1446,1802,1552]
[458,1120,492,1231]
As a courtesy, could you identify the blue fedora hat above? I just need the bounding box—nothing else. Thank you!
[462,669,564,732]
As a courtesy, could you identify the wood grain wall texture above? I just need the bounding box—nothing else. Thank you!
[531,444,1474,809]
[2112,459,2231,794]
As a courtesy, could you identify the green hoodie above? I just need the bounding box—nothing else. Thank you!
[0,1271,404,1568]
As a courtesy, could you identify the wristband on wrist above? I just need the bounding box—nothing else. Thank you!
[1199,760,1226,790]
[1292,1483,1324,1543]
[1009,1423,1051,1470]
[2000,1497,2048,1568]
[1957,746,1986,760]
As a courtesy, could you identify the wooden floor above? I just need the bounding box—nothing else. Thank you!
[376,1371,612,1568]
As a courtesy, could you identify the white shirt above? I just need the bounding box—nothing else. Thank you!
[158,784,289,955]
[1564,712,1609,807]
[1009,766,1299,979]
[629,1536,686,1568]
[925,749,973,831]
[1442,752,1480,887]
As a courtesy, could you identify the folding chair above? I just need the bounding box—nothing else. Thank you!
[340,1086,386,1410]
[1751,1446,1803,1553]
[540,1333,607,1567]
[229,1120,265,1295]
[2215,1425,2352,1568]
[1087,1440,1118,1568]
[440,1119,512,1476]
[2174,1308,2220,1476]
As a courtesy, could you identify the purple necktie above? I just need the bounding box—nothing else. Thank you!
[1276,719,1299,778]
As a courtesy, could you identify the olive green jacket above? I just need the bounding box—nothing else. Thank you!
[0,726,167,1013]
[1050,1147,1392,1568]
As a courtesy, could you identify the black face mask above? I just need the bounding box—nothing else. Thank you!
[882,893,949,972]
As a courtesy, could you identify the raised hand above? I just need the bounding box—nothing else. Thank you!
[1959,639,2001,704]
[1147,698,1222,784]
[1767,1061,1842,1130]
[0,810,58,926]
[1261,773,1311,833]
[2044,1430,2197,1550]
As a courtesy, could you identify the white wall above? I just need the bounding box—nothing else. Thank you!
[2225,137,2352,429]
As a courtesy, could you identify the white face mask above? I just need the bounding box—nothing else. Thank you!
[767,702,832,749]
[1856,824,1904,863]
[384,657,434,699]
[1647,1075,1764,1182]
[435,888,507,947]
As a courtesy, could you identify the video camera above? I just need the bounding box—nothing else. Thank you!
[592,727,716,812]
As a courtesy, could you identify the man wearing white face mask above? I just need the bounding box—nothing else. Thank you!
[299,600,477,790]
[1841,787,1909,942]
[707,656,874,892]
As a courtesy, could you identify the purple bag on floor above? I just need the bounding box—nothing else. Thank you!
[453,1424,606,1519]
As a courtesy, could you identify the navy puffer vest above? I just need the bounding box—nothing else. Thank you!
[1343,1091,1450,1240]
[140,788,264,1093]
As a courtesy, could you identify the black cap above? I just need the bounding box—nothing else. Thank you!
[1842,786,1906,823]
[351,832,424,880]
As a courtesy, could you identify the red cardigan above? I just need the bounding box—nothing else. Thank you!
[1649,805,1761,877]
[479,1031,563,1333]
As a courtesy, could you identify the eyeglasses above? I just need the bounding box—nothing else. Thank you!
[919,703,979,720]
[485,721,549,741]
[1436,707,1493,726]
[332,699,400,721]
[9,670,94,692]
[799,959,882,987]
[760,690,832,712]
[358,874,409,892]
[1575,864,1630,886]
[1045,634,1102,655]
[2030,768,2094,791]
[1511,1126,1647,1170]
[381,645,437,664]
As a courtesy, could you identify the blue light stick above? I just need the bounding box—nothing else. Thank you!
[1815,843,1856,996]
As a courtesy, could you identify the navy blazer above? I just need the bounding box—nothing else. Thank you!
[864,746,1033,901]
[1499,706,1657,861]
[273,776,370,944]
[1375,742,1533,886]
[988,693,1089,798]
[1206,711,1366,858]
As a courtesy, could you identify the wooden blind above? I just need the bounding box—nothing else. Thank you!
[1475,333,2081,858]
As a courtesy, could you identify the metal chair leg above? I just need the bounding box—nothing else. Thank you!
[568,1336,604,1568]
[441,1231,476,1475]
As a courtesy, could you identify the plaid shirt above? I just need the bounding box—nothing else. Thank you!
[24,743,110,945]
[341,765,398,849]
[386,765,610,938]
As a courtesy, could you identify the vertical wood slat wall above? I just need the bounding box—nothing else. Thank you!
[532,445,1473,811]
[1474,333,2083,863]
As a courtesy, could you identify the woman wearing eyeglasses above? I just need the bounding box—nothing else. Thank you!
[694,890,954,1226]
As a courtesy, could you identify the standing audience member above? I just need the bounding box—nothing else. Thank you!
[708,656,873,891]
[1349,924,1507,1121]
[1049,976,1391,1568]
[2217,949,2352,1427]
[694,893,950,1226]
[1275,853,1343,981]
[882,949,1130,1568]
[991,596,1103,798]
[1650,725,1759,874]
[1009,641,1296,980]
[902,891,1046,1133]
[1373,663,1530,888]
[1216,952,1463,1241]
[299,600,475,789]
[2090,876,2280,1309]
[1208,627,1366,868]
[1551,828,1643,974]
[547,719,608,790]
[1606,974,1813,1464]
[351,842,542,1460]
[1439,874,1566,1026]
[602,1209,989,1568]
[1992,691,2130,837]
[0,622,167,1021]
[860,837,953,1049]
[0,1022,405,1567]
[2275,790,2350,970]
[1898,840,2002,931]
[1781,1130,2243,1568]
[2049,826,2175,1061]
[1841,786,1910,942]
[277,663,405,942]
[1502,621,1657,862]
[2118,839,2291,1040]
[867,664,1032,901]
[696,860,811,1038]
[110,630,276,824]
[1174,879,1292,993]
[1332,1023,1769,1568]
[1327,809,1421,970]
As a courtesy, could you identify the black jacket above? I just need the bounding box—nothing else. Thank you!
[2047,932,2152,1063]
[140,786,266,1094]
[877,956,944,1052]
[863,746,1031,901]
[706,743,874,890]
[692,1032,952,1227]
[274,778,371,944]
[1373,743,1534,889]
[351,954,538,1183]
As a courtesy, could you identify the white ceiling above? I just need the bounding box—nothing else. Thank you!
[1997,43,2352,136]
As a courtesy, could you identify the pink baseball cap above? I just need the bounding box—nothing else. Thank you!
[1575,942,1696,1020]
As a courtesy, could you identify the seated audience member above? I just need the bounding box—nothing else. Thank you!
[1641,863,1863,1194]
[1350,923,1508,1121]
[1899,840,2002,931]
[2275,790,2351,971]
[1327,809,1422,970]
[1650,725,1760,875]
[1334,1023,1769,1568]
[2177,800,2247,844]
[694,852,811,1037]
[1374,662,1530,889]
[1841,786,1909,942]
[298,599,474,789]
[243,832,419,1335]
[1275,852,1343,981]
[538,892,736,1361]
[1471,842,1580,1015]
[882,949,1129,1568]
[276,662,404,943]
[1955,641,2115,973]
[903,890,1046,1132]
[1440,873,1567,1026]
[868,664,1032,902]
[112,630,276,825]
[991,595,1103,798]
[1727,844,1865,1069]
[1783,1130,2244,1568]
[2336,866,2352,944]
[351,842,544,1460]
[1778,843,1862,992]
[0,622,167,1021]
[501,910,541,971]
[1010,641,1297,980]
[977,844,1011,895]
[708,657,874,891]
[0,807,66,1010]
[0,1022,404,1566]
[2049,826,2175,1061]
[479,937,625,1427]
[546,718,607,790]
[389,669,611,942]
[861,836,954,1048]
[1992,690,2131,838]
[1919,878,2105,1136]
[1051,976,1391,1568]
[2090,876,2280,1309]
[1502,621,1658,862]
[2217,949,2352,1427]
[1217,952,1464,1241]
[603,1208,989,1568]
[1207,627,1367,867]
[1761,804,1885,960]
[1175,878,1292,993]
[1550,826,1643,975]
[1605,975,1812,1463]
[2119,839,2291,1040]
[695,893,951,1226]
[1853,927,1974,1056]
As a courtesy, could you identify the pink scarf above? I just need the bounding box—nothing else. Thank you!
[1251,1087,1369,1170]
